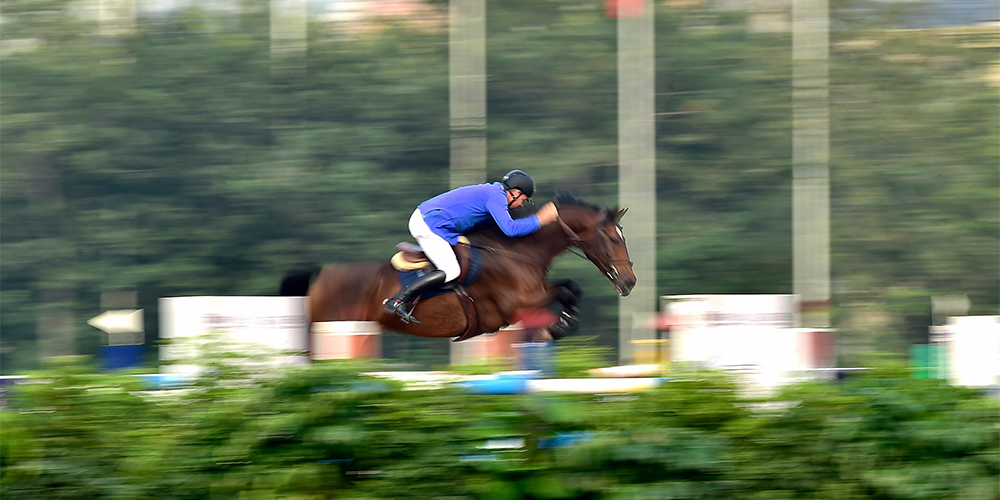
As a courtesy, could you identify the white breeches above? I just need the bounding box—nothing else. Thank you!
[408,209,461,282]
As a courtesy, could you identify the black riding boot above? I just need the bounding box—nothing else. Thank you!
[383,270,448,323]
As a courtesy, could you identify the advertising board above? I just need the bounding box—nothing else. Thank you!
[941,315,1000,388]
[662,294,835,387]
[159,296,309,374]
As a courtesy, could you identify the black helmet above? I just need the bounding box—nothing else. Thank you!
[501,170,535,198]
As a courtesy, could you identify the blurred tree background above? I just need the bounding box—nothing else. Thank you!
[2,0,997,372]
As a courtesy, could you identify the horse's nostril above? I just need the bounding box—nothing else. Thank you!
[624,277,637,292]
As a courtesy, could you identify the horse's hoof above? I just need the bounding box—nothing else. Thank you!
[548,310,579,340]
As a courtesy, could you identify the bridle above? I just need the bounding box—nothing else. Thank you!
[556,210,632,285]
[464,203,632,278]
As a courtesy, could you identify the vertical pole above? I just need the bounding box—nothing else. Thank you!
[449,0,487,365]
[271,0,307,75]
[617,0,657,364]
[449,0,488,189]
[792,0,830,327]
[37,290,76,359]
[99,0,136,37]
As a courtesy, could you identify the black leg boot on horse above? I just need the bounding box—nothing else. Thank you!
[383,269,448,324]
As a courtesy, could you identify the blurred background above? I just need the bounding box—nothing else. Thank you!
[2,0,998,372]
[3,2,1000,499]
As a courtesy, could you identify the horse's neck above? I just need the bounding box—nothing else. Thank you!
[472,207,590,266]
[476,220,570,267]
[530,221,574,264]
[517,207,593,264]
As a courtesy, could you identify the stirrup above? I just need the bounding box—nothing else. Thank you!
[383,298,422,325]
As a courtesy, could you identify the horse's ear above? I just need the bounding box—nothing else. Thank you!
[615,207,628,221]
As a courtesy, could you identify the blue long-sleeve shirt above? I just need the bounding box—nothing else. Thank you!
[417,182,541,244]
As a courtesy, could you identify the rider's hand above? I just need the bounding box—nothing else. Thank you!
[536,202,559,226]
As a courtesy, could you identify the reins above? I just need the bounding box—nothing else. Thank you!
[462,215,583,267]
[556,216,590,262]
[556,210,633,281]
[466,203,630,273]
[464,240,549,267]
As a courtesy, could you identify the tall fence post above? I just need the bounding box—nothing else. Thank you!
[617,0,657,364]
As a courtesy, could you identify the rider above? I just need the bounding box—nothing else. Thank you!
[384,170,560,321]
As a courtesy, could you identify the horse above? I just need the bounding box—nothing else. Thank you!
[280,194,636,342]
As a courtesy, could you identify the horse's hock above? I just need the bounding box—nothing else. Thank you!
[312,321,382,360]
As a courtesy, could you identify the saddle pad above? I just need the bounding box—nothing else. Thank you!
[393,245,482,297]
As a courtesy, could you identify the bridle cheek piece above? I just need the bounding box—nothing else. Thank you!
[556,215,632,283]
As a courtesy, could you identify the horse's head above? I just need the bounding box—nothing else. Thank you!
[555,196,637,297]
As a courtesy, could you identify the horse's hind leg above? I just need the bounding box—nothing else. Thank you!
[547,279,583,340]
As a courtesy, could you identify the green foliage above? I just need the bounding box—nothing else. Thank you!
[555,336,615,378]
[3,358,997,499]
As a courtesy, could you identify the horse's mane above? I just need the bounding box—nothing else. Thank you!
[520,192,604,216]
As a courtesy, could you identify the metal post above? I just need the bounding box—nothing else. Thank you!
[617,0,657,364]
[37,289,76,359]
[270,0,307,74]
[449,0,487,365]
[99,0,136,37]
[792,0,830,328]
[449,0,487,189]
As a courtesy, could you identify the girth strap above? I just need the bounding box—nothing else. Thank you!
[450,285,482,342]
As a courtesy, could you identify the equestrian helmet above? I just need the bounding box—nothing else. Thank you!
[501,170,535,198]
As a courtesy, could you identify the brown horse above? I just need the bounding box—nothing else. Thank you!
[280,195,636,341]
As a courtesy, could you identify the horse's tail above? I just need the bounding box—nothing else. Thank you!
[279,263,321,296]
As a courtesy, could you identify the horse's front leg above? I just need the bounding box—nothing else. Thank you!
[545,279,583,340]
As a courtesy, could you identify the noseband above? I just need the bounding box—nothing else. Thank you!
[556,212,632,284]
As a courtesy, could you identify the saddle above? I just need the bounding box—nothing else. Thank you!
[390,236,478,284]
[389,237,483,342]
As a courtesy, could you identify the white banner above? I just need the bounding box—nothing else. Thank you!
[159,296,308,374]
[945,316,1000,388]
[662,295,836,387]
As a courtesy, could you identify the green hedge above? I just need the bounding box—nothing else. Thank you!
[2,360,997,499]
